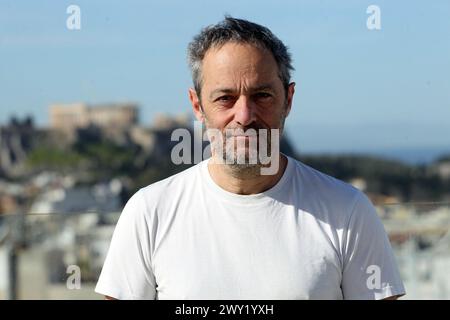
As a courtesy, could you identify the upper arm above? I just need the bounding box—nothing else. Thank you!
[341,193,406,300]
[95,191,157,300]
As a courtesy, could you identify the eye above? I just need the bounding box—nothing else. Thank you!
[254,92,272,100]
[215,95,234,103]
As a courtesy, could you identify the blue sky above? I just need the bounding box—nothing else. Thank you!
[1,0,449,154]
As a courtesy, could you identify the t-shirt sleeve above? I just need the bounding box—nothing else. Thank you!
[341,192,406,300]
[95,190,157,299]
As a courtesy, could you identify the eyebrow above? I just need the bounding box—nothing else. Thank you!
[209,83,276,100]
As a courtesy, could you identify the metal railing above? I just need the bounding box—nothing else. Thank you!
[0,203,449,299]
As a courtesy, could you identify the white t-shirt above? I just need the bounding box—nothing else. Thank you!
[95,155,405,300]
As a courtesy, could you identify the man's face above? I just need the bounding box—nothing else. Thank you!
[189,42,295,166]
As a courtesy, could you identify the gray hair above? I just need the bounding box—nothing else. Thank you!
[187,16,294,99]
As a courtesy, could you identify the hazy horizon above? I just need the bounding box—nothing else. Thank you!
[1,0,449,155]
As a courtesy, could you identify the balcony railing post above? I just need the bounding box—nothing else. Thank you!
[6,242,18,300]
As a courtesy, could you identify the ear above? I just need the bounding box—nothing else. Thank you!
[285,82,295,117]
[189,88,204,122]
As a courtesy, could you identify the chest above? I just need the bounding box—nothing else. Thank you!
[152,207,343,299]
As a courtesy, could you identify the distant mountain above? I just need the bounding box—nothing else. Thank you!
[299,147,450,165]
[371,147,450,165]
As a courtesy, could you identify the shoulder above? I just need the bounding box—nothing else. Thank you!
[121,161,203,220]
[113,162,204,242]
[291,157,362,203]
[139,161,202,202]
[288,156,373,224]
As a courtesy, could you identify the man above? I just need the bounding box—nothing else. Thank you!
[95,16,405,300]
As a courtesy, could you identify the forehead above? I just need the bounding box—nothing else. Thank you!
[201,42,280,90]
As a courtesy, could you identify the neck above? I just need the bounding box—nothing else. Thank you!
[207,154,288,195]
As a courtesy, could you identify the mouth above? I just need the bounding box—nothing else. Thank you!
[229,135,257,141]
[228,135,258,149]
[228,131,258,138]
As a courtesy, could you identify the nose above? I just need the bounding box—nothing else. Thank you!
[234,96,256,127]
